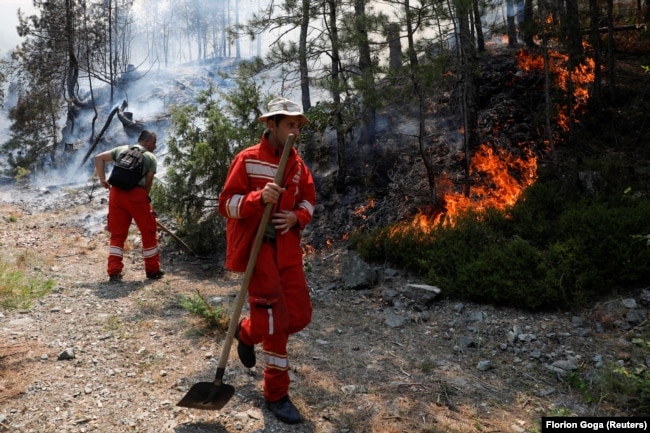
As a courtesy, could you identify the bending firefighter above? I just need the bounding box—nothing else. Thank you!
[218,98,316,424]
[94,130,165,282]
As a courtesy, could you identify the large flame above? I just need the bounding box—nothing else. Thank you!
[365,47,595,237]
[392,142,538,233]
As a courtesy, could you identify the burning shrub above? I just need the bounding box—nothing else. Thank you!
[353,170,650,311]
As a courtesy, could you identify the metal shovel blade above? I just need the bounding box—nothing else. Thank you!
[176,381,235,410]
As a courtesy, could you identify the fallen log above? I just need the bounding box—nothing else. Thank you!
[80,100,128,167]
[581,23,647,34]
[117,109,145,137]
[156,220,204,258]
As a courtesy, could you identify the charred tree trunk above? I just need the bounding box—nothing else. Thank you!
[540,2,557,164]
[117,108,145,137]
[522,0,535,47]
[506,0,518,47]
[457,8,479,198]
[588,0,602,108]
[472,0,485,52]
[355,0,377,147]
[607,0,617,100]
[564,0,583,145]
[80,101,127,167]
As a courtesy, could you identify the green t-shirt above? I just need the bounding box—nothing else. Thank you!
[111,144,157,188]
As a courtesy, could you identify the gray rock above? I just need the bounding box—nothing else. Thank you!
[621,298,637,309]
[517,333,536,342]
[476,360,493,371]
[465,311,487,323]
[383,268,399,277]
[405,284,441,306]
[341,251,377,289]
[384,312,406,328]
[551,359,577,371]
[625,309,647,325]
[640,288,650,305]
[57,348,75,360]
[571,316,585,327]
[459,336,478,348]
[381,289,399,303]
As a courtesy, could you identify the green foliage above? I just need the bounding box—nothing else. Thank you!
[568,338,650,416]
[178,290,228,330]
[353,166,650,311]
[604,362,650,415]
[566,372,597,404]
[0,254,56,309]
[152,63,266,254]
[2,87,60,175]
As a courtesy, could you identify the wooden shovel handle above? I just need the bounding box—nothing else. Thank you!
[214,134,296,380]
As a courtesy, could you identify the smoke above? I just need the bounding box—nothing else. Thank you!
[0,0,275,191]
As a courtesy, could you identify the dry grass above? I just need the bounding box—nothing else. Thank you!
[0,342,33,403]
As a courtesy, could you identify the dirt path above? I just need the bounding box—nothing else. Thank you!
[0,186,636,433]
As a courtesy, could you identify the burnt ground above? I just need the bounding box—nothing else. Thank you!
[2,41,650,433]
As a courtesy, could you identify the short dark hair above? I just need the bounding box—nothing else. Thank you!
[138,130,156,143]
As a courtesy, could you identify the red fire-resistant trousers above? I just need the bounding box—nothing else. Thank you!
[237,242,313,402]
[106,186,160,277]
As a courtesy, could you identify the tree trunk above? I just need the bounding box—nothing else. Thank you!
[299,0,312,112]
[540,3,557,164]
[523,0,535,47]
[472,0,485,52]
[386,23,402,73]
[506,0,518,47]
[406,0,436,205]
[607,0,616,100]
[405,0,419,68]
[355,0,377,146]
[457,6,479,198]
[588,0,602,108]
[564,0,583,145]
[327,0,346,193]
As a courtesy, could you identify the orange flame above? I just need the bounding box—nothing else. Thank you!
[517,48,596,131]
[373,47,595,237]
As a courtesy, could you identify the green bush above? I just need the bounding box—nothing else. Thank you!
[178,290,228,330]
[0,255,56,309]
[152,62,268,255]
[353,166,650,311]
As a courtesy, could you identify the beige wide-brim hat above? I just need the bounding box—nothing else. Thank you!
[258,97,309,126]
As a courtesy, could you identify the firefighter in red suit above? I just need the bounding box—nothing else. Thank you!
[218,98,316,424]
[94,130,165,282]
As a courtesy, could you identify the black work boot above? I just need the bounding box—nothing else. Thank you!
[265,395,302,424]
[234,321,256,368]
[146,270,165,280]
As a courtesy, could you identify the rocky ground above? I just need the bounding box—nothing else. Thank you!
[0,180,648,433]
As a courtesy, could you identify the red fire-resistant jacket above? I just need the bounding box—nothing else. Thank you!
[218,133,316,272]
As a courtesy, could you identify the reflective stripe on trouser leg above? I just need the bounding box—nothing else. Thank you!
[262,332,290,401]
[129,188,160,275]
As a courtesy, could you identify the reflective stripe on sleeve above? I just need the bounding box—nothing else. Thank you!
[226,194,244,219]
[297,200,315,216]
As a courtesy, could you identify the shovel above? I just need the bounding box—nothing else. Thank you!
[176,133,296,410]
